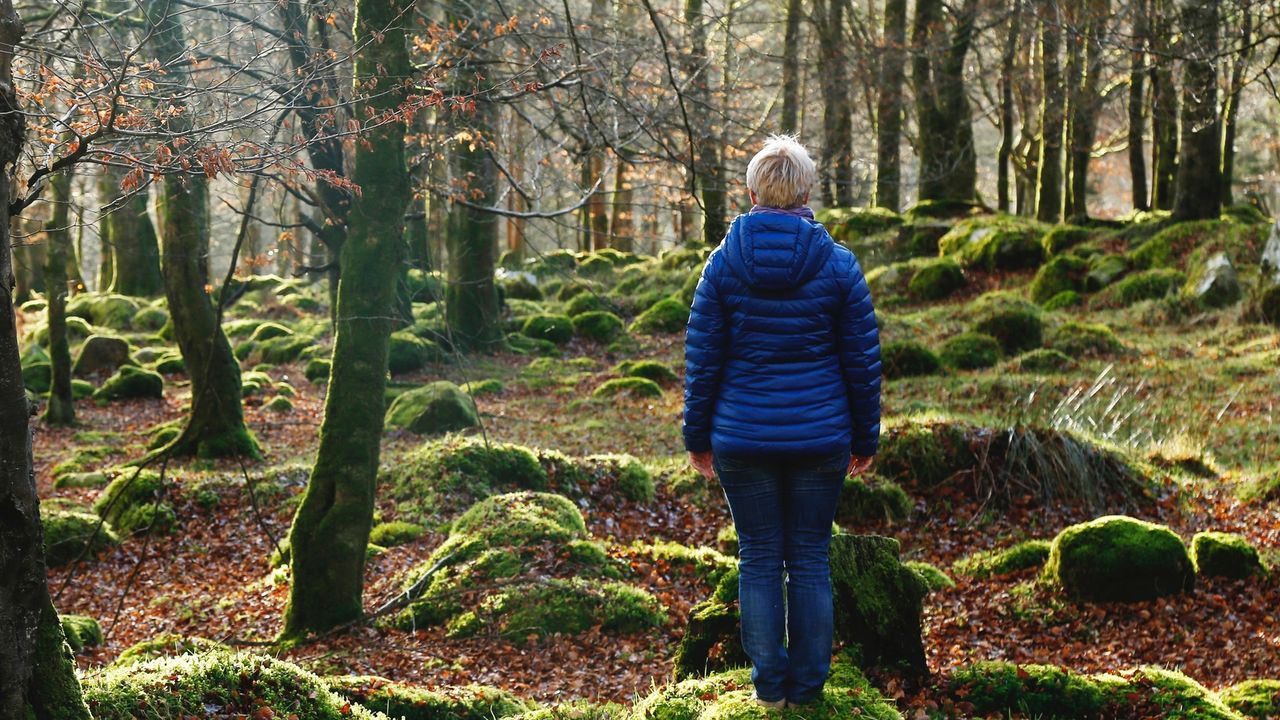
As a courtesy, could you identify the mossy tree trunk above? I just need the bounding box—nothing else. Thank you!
[1172,0,1221,221]
[779,0,803,133]
[815,0,854,207]
[684,0,727,241]
[1065,0,1107,220]
[1149,0,1178,211]
[0,2,90,713]
[146,0,257,459]
[43,168,74,425]
[610,159,634,251]
[874,0,907,212]
[99,167,163,296]
[996,0,1021,213]
[1219,8,1251,206]
[282,0,411,638]
[1035,0,1065,222]
[1128,0,1150,211]
[830,534,928,679]
[911,0,978,202]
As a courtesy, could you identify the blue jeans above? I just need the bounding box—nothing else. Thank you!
[714,449,849,704]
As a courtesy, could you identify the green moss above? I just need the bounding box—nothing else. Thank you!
[110,633,229,667]
[240,370,274,397]
[53,471,111,490]
[1183,251,1243,308]
[305,357,331,383]
[1042,290,1081,311]
[593,377,662,399]
[818,206,904,240]
[970,299,1043,355]
[1094,268,1186,308]
[906,257,966,300]
[93,469,176,535]
[904,198,988,220]
[1043,515,1195,602]
[500,275,542,301]
[565,291,606,317]
[461,378,504,396]
[938,216,1047,271]
[368,521,425,547]
[1220,679,1280,718]
[1042,225,1092,255]
[581,453,655,501]
[881,340,942,378]
[522,313,575,344]
[1086,253,1130,291]
[383,438,553,520]
[326,676,532,720]
[1009,348,1076,374]
[953,539,1051,578]
[1045,321,1123,357]
[838,474,912,523]
[59,614,102,652]
[384,381,479,435]
[1191,531,1266,580]
[829,535,928,675]
[249,321,294,342]
[572,311,624,343]
[1254,284,1280,327]
[615,359,679,385]
[66,292,141,329]
[152,352,185,374]
[939,332,1001,370]
[948,661,1113,719]
[660,247,706,270]
[905,561,955,591]
[43,509,119,566]
[22,360,51,393]
[1222,203,1270,224]
[469,577,664,641]
[1030,255,1088,304]
[509,701,626,720]
[254,333,314,364]
[629,297,689,334]
[93,365,163,401]
[876,416,977,488]
[1134,666,1243,719]
[86,651,389,719]
[388,331,442,374]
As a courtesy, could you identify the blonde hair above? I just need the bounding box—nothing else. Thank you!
[745,134,817,208]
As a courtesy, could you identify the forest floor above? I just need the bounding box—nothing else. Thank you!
[36,283,1280,713]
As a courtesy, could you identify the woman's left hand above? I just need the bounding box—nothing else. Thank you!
[689,450,715,479]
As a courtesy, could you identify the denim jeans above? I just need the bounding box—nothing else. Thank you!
[713,449,849,704]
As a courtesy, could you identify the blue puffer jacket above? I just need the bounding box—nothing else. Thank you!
[682,212,881,457]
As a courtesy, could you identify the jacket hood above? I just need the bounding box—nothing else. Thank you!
[721,213,833,290]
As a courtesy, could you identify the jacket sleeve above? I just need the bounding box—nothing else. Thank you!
[836,253,882,457]
[682,253,728,453]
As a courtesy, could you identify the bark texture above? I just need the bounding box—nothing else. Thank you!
[99,168,162,296]
[1036,0,1065,222]
[282,0,411,637]
[875,0,907,211]
[1128,0,1150,211]
[43,168,74,425]
[911,0,978,201]
[1172,0,1221,221]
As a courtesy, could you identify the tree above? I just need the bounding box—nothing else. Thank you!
[1149,0,1179,210]
[996,0,1023,213]
[43,167,74,426]
[814,0,854,206]
[1172,0,1221,220]
[99,168,163,296]
[1035,0,1065,222]
[1219,5,1253,205]
[1128,0,1150,211]
[911,0,978,201]
[0,1,91,714]
[780,0,804,133]
[283,0,412,637]
[874,0,907,211]
[1065,0,1109,219]
[685,0,727,240]
[145,0,257,459]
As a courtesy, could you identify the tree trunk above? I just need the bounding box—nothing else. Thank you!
[282,0,411,639]
[874,0,906,211]
[815,0,854,206]
[100,172,163,297]
[1219,9,1251,206]
[43,168,73,425]
[1066,0,1108,220]
[1149,0,1178,210]
[147,0,257,459]
[997,0,1021,213]
[1128,0,1150,211]
[780,0,804,132]
[0,2,91,713]
[911,0,978,201]
[1036,0,1065,222]
[684,0,727,241]
[610,159,633,251]
[1172,0,1221,221]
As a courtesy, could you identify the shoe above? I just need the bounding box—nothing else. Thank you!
[753,694,786,710]
[785,699,817,715]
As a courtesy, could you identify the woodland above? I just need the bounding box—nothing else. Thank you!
[1,0,1280,717]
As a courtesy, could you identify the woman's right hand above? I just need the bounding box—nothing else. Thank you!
[847,455,873,477]
[689,450,715,480]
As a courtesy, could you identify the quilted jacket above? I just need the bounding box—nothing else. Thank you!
[682,211,881,457]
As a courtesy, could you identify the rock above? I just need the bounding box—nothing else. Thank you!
[387,331,441,374]
[1045,321,1123,357]
[1191,531,1266,580]
[1030,255,1088,304]
[830,534,929,678]
[42,509,119,566]
[94,366,164,401]
[93,469,176,535]
[1043,515,1195,602]
[592,377,662,399]
[938,332,1001,370]
[970,298,1043,355]
[907,257,966,300]
[1262,220,1280,282]
[628,297,690,334]
[384,381,479,435]
[59,614,102,652]
[249,321,294,342]
[1186,251,1242,308]
[1085,253,1129,291]
[326,676,532,720]
[521,313,575,344]
[672,569,748,681]
[880,340,942,378]
[21,361,51,393]
[571,311,624,343]
[73,334,131,377]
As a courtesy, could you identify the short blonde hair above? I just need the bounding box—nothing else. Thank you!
[745,135,816,208]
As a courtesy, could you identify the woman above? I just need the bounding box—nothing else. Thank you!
[682,135,881,709]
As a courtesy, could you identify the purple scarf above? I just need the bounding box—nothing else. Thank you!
[749,205,816,221]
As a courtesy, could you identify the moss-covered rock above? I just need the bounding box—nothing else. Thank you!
[94,365,163,401]
[953,539,1051,578]
[368,521,426,547]
[249,321,294,342]
[1085,253,1130,291]
[383,438,552,522]
[938,332,1001,370]
[592,377,662,399]
[646,661,902,719]
[109,633,229,668]
[152,352,185,375]
[53,470,112,490]
[880,340,942,378]
[509,702,625,720]
[1041,290,1081,311]
[1191,531,1266,580]
[904,198,989,221]
[905,561,954,591]
[72,334,131,377]
[21,360,51,393]
[1184,251,1242,308]
[572,311,624,343]
[1254,283,1280,327]
[1221,679,1280,719]
[829,534,928,677]
[1045,321,1123,357]
[327,676,532,720]
[1008,348,1076,374]
[388,330,441,374]
[837,474,912,523]
[1042,225,1091,255]
[614,359,679,385]
[305,357,332,383]
[1030,255,1088,304]
[1043,515,1195,602]
[466,577,665,641]
[385,381,479,435]
[66,292,141,330]
[500,274,543,301]
[86,651,391,719]
[818,206,904,240]
[522,313,575,344]
[565,291,606,317]
[629,297,689,334]
[938,216,1046,271]
[969,296,1043,355]
[906,257,966,300]
[1093,267,1186,308]
[42,509,119,566]
[59,614,102,652]
[93,469,176,535]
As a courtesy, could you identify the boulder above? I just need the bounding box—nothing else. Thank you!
[73,334,131,377]
[1186,251,1242,308]
[384,381,479,435]
[938,332,1001,370]
[1191,530,1266,580]
[1043,515,1195,602]
[94,366,164,401]
[831,534,928,678]
[42,509,119,566]
[60,614,103,652]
